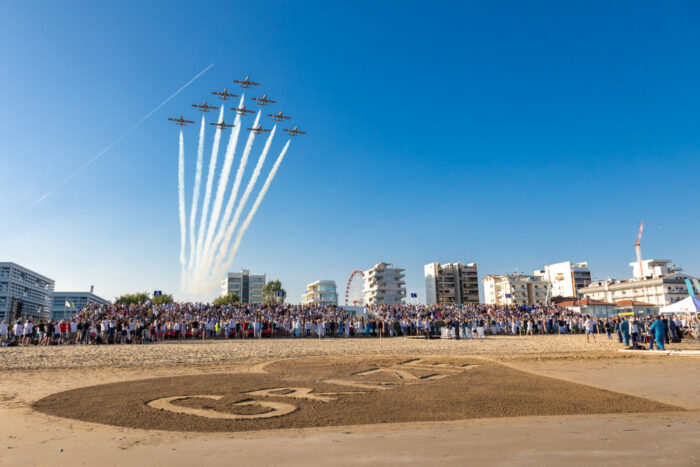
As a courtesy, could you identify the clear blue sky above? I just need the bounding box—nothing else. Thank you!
[1,1,699,303]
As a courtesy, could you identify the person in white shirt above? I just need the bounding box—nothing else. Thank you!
[23,320,34,346]
[14,322,23,344]
[584,316,598,343]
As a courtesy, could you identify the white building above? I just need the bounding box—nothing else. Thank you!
[482,274,550,306]
[425,262,479,305]
[0,262,54,321]
[302,280,338,306]
[363,262,406,305]
[558,297,617,318]
[533,261,591,298]
[51,289,111,321]
[221,269,266,304]
[579,259,697,307]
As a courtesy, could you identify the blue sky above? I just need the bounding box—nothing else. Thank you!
[1,1,699,303]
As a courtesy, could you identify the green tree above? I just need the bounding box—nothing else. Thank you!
[152,293,174,305]
[213,293,240,306]
[115,292,150,305]
[262,279,286,305]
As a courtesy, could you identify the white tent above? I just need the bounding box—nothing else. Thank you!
[659,296,700,315]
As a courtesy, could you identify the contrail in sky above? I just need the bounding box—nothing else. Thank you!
[214,124,277,268]
[199,95,244,275]
[194,105,225,268]
[25,63,214,210]
[178,129,186,267]
[205,111,260,267]
[187,114,207,272]
[215,139,291,287]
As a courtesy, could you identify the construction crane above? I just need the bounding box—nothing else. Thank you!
[634,222,644,278]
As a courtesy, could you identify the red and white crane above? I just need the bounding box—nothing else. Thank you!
[634,222,644,278]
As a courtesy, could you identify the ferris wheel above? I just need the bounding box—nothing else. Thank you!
[345,269,365,306]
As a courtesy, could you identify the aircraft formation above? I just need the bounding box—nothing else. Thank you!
[170,76,306,137]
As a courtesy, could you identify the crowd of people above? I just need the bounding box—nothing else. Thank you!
[1,301,699,348]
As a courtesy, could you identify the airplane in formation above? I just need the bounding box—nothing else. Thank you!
[168,115,195,126]
[252,94,276,106]
[192,100,218,112]
[210,121,235,130]
[211,88,238,100]
[231,104,255,116]
[284,126,307,136]
[233,76,260,89]
[267,111,291,121]
[247,125,271,134]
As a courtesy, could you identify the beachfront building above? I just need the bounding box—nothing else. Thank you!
[558,297,617,318]
[613,300,658,316]
[533,261,591,299]
[424,262,479,305]
[51,289,111,321]
[482,274,550,306]
[578,259,698,307]
[221,269,266,304]
[0,262,54,321]
[363,262,406,305]
[301,280,338,306]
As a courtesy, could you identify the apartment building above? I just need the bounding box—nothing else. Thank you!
[424,262,479,305]
[221,269,266,304]
[533,261,592,298]
[0,262,54,321]
[363,262,406,305]
[301,280,338,306]
[579,259,698,306]
[482,274,550,306]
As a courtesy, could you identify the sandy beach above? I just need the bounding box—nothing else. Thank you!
[0,334,671,370]
[1,335,699,466]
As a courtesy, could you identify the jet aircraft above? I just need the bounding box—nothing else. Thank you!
[247,125,271,135]
[267,111,291,121]
[252,94,276,106]
[283,126,307,136]
[231,104,255,116]
[192,100,218,112]
[210,121,235,130]
[233,76,260,89]
[168,115,195,126]
[211,88,238,100]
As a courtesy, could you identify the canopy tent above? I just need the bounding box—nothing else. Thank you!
[659,296,700,315]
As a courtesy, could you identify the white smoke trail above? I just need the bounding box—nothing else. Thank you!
[198,95,244,276]
[187,115,206,272]
[21,63,213,215]
[193,105,225,268]
[178,129,186,267]
[214,139,291,286]
[213,124,277,270]
[204,111,261,270]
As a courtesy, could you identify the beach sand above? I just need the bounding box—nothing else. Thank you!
[1,335,698,466]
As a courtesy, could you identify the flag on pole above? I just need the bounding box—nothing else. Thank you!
[65,300,72,308]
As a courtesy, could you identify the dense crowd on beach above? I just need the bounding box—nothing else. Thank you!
[1,301,699,349]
